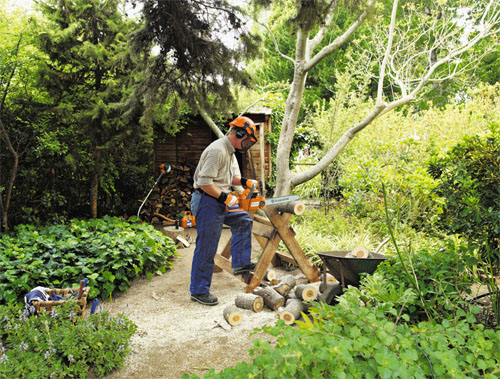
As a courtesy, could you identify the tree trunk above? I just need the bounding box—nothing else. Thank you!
[274,27,309,197]
[90,170,99,219]
[0,118,19,232]
[89,149,101,218]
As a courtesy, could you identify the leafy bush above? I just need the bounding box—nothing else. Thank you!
[0,301,136,378]
[375,238,476,322]
[429,124,500,262]
[187,298,500,378]
[0,216,177,302]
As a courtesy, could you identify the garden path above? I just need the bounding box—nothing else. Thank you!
[100,228,281,379]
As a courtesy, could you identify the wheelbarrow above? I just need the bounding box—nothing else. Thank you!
[315,239,390,304]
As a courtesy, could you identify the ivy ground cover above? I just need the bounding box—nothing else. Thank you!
[0,216,177,303]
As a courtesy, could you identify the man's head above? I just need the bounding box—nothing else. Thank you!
[229,116,257,153]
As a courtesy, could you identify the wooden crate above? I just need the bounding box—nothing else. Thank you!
[32,287,90,317]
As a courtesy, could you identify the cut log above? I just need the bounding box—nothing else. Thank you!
[278,299,304,325]
[267,200,305,215]
[235,293,264,313]
[347,246,370,258]
[161,225,185,240]
[264,268,278,282]
[294,274,309,286]
[273,274,296,297]
[294,284,318,301]
[325,273,339,284]
[253,287,285,311]
[223,305,243,326]
[318,284,343,305]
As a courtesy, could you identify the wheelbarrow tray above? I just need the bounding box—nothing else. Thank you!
[317,250,388,287]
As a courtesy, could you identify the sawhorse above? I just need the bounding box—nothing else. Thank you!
[214,207,320,292]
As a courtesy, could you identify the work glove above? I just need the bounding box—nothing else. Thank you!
[218,192,239,207]
[241,177,259,189]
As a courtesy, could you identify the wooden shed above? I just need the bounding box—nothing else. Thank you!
[154,110,273,190]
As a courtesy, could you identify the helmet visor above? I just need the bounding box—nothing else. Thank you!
[240,135,257,152]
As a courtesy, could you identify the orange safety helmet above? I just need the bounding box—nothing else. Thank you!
[229,116,257,152]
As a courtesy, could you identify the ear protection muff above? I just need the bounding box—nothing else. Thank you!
[234,122,249,138]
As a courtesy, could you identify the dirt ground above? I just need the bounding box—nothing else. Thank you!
[102,227,283,379]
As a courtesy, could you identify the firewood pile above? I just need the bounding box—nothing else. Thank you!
[223,270,343,326]
[138,164,194,224]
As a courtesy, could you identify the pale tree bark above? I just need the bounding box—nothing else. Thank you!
[263,0,500,196]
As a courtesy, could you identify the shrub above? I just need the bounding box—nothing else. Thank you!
[186,298,500,378]
[429,124,500,263]
[0,216,177,302]
[374,238,476,322]
[0,301,136,378]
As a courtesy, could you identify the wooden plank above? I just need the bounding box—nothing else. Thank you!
[252,221,275,239]
[214,253,252,284]
[214,238,232,273]
[254,214,272,227]
[275,251,298,266]
[265,208,320,283]
[255,234,269,250]
[246,230,283,293]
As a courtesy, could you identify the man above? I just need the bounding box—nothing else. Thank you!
[189,116,259,306]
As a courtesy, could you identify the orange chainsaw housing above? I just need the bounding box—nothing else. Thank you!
[228,188,266,212]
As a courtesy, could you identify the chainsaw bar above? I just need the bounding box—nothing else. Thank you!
[265,195,300,206]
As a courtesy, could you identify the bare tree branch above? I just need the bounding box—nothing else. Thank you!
[307,0,338,53]
[304,0,376,72]
[260,22,295,64]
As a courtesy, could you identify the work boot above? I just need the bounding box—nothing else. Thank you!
[190,293,219,306]
[233,262,256,275]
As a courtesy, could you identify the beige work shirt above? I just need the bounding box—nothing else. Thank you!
[193,136,241,192]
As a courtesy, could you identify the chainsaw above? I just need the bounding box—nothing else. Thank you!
[227,184,299,213]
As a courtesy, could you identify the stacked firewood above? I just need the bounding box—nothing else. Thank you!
[223,270,343,326]
[138,164,194,224]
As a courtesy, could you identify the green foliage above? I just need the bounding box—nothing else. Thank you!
[0,301,136,378]
[186,297,500,378]
[0,216,177,302]
[376,238,476,322]
[430,124,500,262]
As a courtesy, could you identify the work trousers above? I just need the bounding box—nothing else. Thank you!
[190,192,253,295]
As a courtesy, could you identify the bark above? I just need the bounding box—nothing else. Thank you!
[273,274,296,297]
[267,200,305,215]
[294,283,318,301]
[235,293,264,313]
[253,286,285,311]
[278,299,305,325]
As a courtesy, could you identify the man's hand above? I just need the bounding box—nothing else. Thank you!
[224,194,239,207]
[217,192,239,207]
[242,177,258,189]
